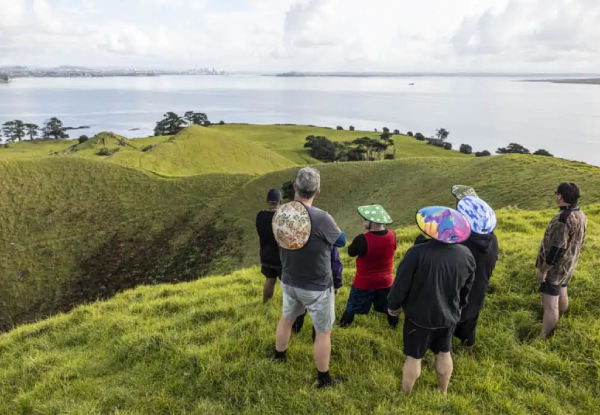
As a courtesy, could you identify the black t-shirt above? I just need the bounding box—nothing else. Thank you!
[256,210,281,268]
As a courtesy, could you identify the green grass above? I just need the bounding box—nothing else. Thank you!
[1,207,599,414]
[213,124,467,164]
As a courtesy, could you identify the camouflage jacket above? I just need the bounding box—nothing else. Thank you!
[536,206,587,286]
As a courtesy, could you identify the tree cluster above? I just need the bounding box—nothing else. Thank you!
[495,143,554,157]
[304,134,396,163]
[154,111,210,136]
[1,117,70,142]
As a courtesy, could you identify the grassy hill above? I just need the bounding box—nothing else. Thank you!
[1,207,599,414]
[222,155,600,269]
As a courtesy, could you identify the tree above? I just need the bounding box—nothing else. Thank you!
[282,181,295,200]
[459,144,472,155]
[415,132,425,141]
[43,118,69,139]
[436,128,450,141]
[154,112,186,136]
[1,121,16,142]
[475,150,491,157]
[496,143,530,154]
[24,123,39,140]
[78,135,89,144]
[203,120,212,127]
[336,126,344,130]
[219,120,225,125]
[382,127,390,135]
[393,129,400,135]
[304,135,336,162]
[443,142,452,150]
[407,131,413,137]
[349,126,355,131]
[184,111,195,125]
[533,149,554,157]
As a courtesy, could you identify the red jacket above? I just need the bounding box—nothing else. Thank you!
[353,231,397,290]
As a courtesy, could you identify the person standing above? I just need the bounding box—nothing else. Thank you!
[340,204,398,328]
[255,188,283,303]
[536,183,587,338]
[388,207,475,396]
[274,167,346,388]
[454,196,499,352]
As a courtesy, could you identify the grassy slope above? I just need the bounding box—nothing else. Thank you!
[1,207,599,414]
[213,124,466,164]
[0,157,251,328]
[223,155,600,269]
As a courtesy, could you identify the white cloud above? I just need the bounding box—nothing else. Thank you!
[1,0,599,72]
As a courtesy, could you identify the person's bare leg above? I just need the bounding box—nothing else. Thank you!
[314,331,332,372]
[263,278,277,303]
[435,352,453,396]
[559,287,569,316]
[541,294,560,338]
[402,357,422,395]
[276,316,296,352]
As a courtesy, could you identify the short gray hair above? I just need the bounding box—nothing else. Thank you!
[295,167,321,199]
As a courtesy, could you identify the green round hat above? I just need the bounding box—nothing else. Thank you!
[357,204,393,225]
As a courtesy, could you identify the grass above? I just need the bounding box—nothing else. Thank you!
[1,207,599,414]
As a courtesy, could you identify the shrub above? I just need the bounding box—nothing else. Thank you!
[407,131,413,136]
[142,145,156,152]
[415,133,425,141]
[219,121,225,125]
[476,150,491,157]
[496,143,530,154]
[304,135,336,162]
[533,149,554,157]
[282,181,295,200]
[97,147,120,156]
[460,144,473,155]
[78,135,89,144]
[336,126,344,131]
[203,120,211,127]
[349,126,355,131]
[384,154,395,160]
[444,142,452,150]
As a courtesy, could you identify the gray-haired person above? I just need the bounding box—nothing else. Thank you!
[274,167,346,388]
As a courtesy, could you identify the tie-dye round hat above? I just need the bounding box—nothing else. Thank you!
[451,185,478,200]
[415,206,471,244]
[272,201,312,250]
[357,204,393,225]
[457,196,497,235]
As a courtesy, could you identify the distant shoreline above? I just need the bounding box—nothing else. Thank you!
[522,78,600,86]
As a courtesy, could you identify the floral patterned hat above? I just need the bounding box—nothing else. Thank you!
[272,201,312,250]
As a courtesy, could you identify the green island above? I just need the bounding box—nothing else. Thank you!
[0,117,599,414]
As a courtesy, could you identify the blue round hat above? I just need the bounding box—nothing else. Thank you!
[457,196,497,235]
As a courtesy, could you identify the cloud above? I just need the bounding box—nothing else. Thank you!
[0,0,25,29]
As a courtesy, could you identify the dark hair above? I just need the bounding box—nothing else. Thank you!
[557,182,581,204]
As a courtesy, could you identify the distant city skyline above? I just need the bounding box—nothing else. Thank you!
[1,0,600,72]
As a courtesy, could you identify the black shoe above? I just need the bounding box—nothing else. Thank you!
[317,377,343,388]
[274,349,287,362]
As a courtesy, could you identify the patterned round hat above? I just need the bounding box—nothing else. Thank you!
[451,185,478,200]
[416,206,471,244]
[457,196,497,235]
[272,201,312,250]
[357,204,393,225]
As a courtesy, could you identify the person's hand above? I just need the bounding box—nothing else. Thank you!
[536,269,547,284]
[388,309,399,317]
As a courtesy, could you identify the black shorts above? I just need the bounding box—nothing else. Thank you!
[403,318,454,359]
[261,266,281,280]
[539,282,567,296]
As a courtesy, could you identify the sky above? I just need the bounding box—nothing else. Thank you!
[1,0,600,72]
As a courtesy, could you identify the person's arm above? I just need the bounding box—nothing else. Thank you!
[387,247,419,313]
[321,213,342,246]
[537,217,569,282]
[331,247,343,290]
[347,234,367,257]
[334,231,347,248]
[459,254,476,311]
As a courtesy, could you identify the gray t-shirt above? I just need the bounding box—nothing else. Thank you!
[281,206,341,291]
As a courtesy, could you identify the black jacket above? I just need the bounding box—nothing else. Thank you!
[256,210,281,268]
[459,233,498,322]
[388,239,476,329]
